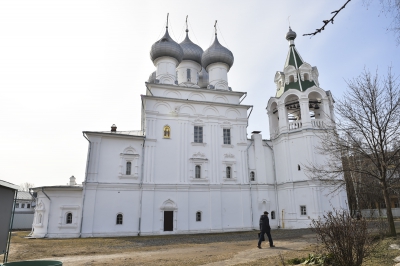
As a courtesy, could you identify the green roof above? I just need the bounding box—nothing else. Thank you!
[281,45,316,94]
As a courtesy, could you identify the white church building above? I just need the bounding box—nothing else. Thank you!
[31,24,347,238]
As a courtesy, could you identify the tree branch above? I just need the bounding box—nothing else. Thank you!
[303,0,352,37]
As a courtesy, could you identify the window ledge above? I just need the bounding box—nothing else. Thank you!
[221,144,234,148]
[191,142,207,146]
[58,224,78,229]
[223,178,237,182]
[118,174,139,179]
[190,178,209,182]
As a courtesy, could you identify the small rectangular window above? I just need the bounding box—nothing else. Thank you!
[223,129,231,144]
[300,205,307,215]
[27,204,31,208]
[226,166,231,179]
[16,203,20,208]
[187,69,191,82]
[196,212,201,221]
[194,126,203,143]
[21,203,25,208]
[126,161,132,175]
[195,165,201,179]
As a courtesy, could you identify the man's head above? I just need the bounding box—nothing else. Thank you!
[264,211,269,215]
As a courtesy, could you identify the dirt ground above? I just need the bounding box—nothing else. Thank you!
[4,229,317,266]
[4,228,400,265]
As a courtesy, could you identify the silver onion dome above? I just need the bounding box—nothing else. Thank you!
[201,36,234,70]
[179,30,203,65]
[198,68,209,88]
[148,71,156,83]
[286,27,297,41]
[150,28,184,63]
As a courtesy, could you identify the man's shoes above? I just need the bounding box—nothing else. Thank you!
[257,245,262,249]
[270,245,275,248]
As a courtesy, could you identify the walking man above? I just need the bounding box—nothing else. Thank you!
[258,211,274,248]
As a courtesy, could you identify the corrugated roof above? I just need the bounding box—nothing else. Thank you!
[17,191,34,200]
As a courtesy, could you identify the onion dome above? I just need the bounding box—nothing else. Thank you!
[148,71,156,83]
[179,30,203,65]
[150,28,184,63]
[201,36,234,70]
[286,27,297,41]
[198,68,209,88]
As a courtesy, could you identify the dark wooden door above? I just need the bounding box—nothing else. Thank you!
[164,211,173,231]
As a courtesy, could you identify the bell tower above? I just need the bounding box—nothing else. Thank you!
[266,27,345,229]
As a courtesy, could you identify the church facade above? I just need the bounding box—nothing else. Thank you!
[31,24,347,238]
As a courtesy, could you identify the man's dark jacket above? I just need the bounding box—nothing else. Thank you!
[259,214,271,231]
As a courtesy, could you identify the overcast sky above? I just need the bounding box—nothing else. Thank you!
[0,0,398,187]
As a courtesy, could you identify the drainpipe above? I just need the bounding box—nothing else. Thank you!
[246,140,254,227]
[239,92,247,104]
[79,133,91,238]
[246,106,253,128]
[265,141,281,228]
[138,96,146,236]
[41,188,51,238]
[4,189,17,263]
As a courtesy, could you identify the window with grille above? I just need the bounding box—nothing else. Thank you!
[271,211,275,219]
[116,214,123,225]
[126,162,132,175]
[187,69,191,82]
[250,171,255,181]
[21,203,25,208]
[196,212,201,221]
[195,165,201,179]
[27,204,31,208]
[226,166,231,178]
[300,206,307,215]
[223,129,231,144]
[66,213,72,224]
[194,126,203,143]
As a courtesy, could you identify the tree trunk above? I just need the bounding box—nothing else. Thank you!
[382,181,397,236]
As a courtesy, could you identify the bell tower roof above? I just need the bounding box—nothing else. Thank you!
[275,27,317,97]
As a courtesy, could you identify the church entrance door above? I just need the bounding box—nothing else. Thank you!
[164,211,173,231]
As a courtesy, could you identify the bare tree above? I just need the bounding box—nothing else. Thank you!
[304,68,400,236]
[19,182,35,192]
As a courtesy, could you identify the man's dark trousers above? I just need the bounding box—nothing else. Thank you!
[258,229,273,247]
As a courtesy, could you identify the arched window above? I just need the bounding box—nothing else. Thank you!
[66,213,72,224]
[116,214,123,225]
[250,171,255,181]
[163,125,171,138]
[195,165,201,179]
[298,164,301,171]
[289,75,295,83]
[126,161,132,175]
[271,211,275,220]
[226,166,231,179]
[196,211,201,222]
[303,73,309,81]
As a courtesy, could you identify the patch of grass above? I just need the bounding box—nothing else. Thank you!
[362,237,400,266]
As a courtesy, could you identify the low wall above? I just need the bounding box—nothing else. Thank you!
[361,208,400,218]
[13,213,34,230]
